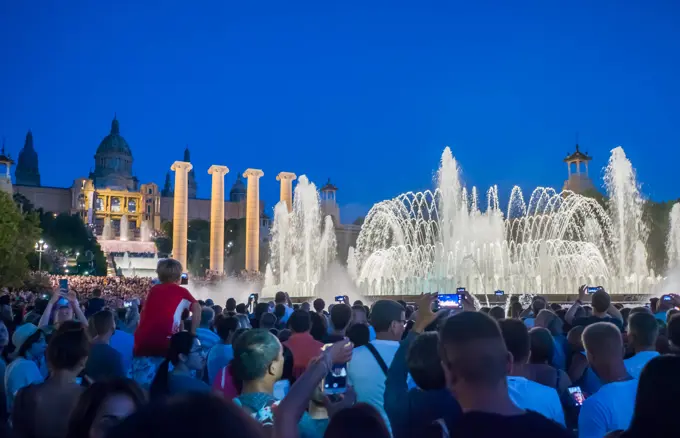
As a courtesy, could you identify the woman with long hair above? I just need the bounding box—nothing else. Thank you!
[66,379,146,438]
[149,331,209,399]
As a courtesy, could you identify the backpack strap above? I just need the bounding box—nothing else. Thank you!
[364,342,389,375]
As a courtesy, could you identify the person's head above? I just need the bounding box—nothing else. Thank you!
[370,300,406,340]
[199,307,214,329]
[93,288,102,298]
[488,306,505,320]
[288,310,311,334]
[216,316,239,343]
[567,325,585,351]
[54,298,74,325]
[528,327,554,365]
[254,302,270,321]
[549,303,562,312]
[235,303,247,315]
[407,332,445,390]
[150,332,205,398]
[439,311,510,402]
[510,301,524,319]
[259,312,277,330]
[531,296,547,316]
[232,329,284,386]
[625,355,680,436]
[14,323,47,359]
[324,403,390,438]
[92,310,116,338]
[499,318,530,365]
[628,312,659,351]
[668,314,680,354]
[301,302,311,312]
[351,305,368,325]
[46,325,90,374]
[274,303,287,320]
[582,322,623,377]
[225,298,236,312]
[0,320,9,349]
[534,309,563,336]
[331,304,353,332]
[66,379,146,438]
[274,291,287,304]
[309,312,326,341]
[313,298,325,313]
[591,289,611,314]
[156,258,183,284]
[667,308,680,321]
[277,328,292,343]
[107,394,265,438]
[347,323,370,348]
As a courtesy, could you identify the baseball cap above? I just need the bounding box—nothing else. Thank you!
[12,323,40,352]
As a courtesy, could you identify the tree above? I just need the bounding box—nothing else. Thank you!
[0,191,41,287]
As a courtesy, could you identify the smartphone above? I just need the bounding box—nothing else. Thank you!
[323,363,348,395]
[662,295,672,302]
[59,278,69,291]
[456,287,466,294]
[334,295,345,304]
[123,301,132,308]
[40,293,49,300]
[495,290,505,296]
[587,286,600,294]
[438,293,461,309]
[568,386,586,406]
[180,273,189,285]
[57,296,70,307]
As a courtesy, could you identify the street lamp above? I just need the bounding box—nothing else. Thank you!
[35,240,48,272]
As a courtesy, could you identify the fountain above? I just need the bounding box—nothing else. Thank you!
[264,175,337,297]
[120,215,129,241]
[667,203,680,271]
[352,146,660,299]
[102,217,113,240]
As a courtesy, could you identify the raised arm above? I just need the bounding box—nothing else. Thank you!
[38,292,59,328]
[68,292,88,327]
[189,301,201,335]
[565,285,587,325]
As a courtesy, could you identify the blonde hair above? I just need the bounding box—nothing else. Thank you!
[157,258,183,284]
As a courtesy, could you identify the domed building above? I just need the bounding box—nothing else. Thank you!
[90,116,138,191]
[229,173,246,202]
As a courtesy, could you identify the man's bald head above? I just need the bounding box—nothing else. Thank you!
[582,322,623,373]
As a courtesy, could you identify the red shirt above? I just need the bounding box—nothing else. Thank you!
[133,283,197,357]
[283,332,323,378]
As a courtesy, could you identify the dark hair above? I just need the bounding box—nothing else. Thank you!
[370,300,404,333]
[309,312,326,341]
[231,329,281,382]
[277,329,292,343]
[510,302,524,319]
[216,316,239,342]
[107,393,265,438]
[550,303,562,312]
[330,304,352,331]
[488,306,505,320]
[324,403,390,438]
[623,356,680,437]
[91,310,115,337]
[274,291,287,304]
[479,307,490,314]
[288,310,311,333]
[628,312,659,348]
[591,289,611,313]
[313,298,325,312]
[18,329,44,358]
[92,289,102,298]
[499,318,530,364]
[226,298,237,311]
[407,332,445,390]
[347,323,370,348]
[528,327,554,364]
[254,302,270,322]
[260,312,277,330]
[274,303,287,319]
[235,303,247,314]
[66,379,146,438]
[115,308,127,322]
[668,314,680,349]
[531,296,547,315]
[150,332,196,399]
[46,325,90,371]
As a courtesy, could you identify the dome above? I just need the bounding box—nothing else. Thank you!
[229,173,246,202]
[96,117,133,157]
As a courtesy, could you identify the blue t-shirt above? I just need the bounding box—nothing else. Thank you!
[167,373,212,395]
[234,392,326,438]
[207,344,234,383]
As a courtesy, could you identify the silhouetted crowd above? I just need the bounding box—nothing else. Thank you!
[1,259,679,438]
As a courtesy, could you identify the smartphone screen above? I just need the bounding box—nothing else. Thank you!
[323,364,348,395]
[456,287,466,294]
[57,296,69,307]
[568,386,585,406]
[438,293,461,309]
[59,278,68,291]
[334,295,345,303]
[495,290,505,296]
[180,273,189,285]
[587,286,600,294]
[124,301,132,308]
[662,295,672,301]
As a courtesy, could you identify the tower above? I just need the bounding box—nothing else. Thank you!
[92,116,137,190]
[161,171,173,196]
[15,130,41,186]
[320,178,340,224]
[184,146,197,199]
[0,141,14,195]
[563,144,595,194]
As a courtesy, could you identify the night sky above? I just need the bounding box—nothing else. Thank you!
[1,1,679,222]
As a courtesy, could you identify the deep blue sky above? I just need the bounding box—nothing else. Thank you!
[2,0,679,222]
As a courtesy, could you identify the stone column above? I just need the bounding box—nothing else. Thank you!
[171,161,193,272]
[244,169,264,272]
[208,165,229,273]
[276,172,297,212]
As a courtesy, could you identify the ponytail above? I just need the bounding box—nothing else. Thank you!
[149,331,195,399]
[150,358,171,399]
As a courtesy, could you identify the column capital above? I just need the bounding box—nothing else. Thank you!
[243,168,264,179]
[208,165,230,176]
[171,161,193,172]
[276,172,297,182]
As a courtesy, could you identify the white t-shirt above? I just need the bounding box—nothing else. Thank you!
[624,351,659,380]
[578,379,638,438]
[507,376,565,426]
[347,339,400,431]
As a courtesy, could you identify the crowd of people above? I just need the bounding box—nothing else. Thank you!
[1,259,679,438]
